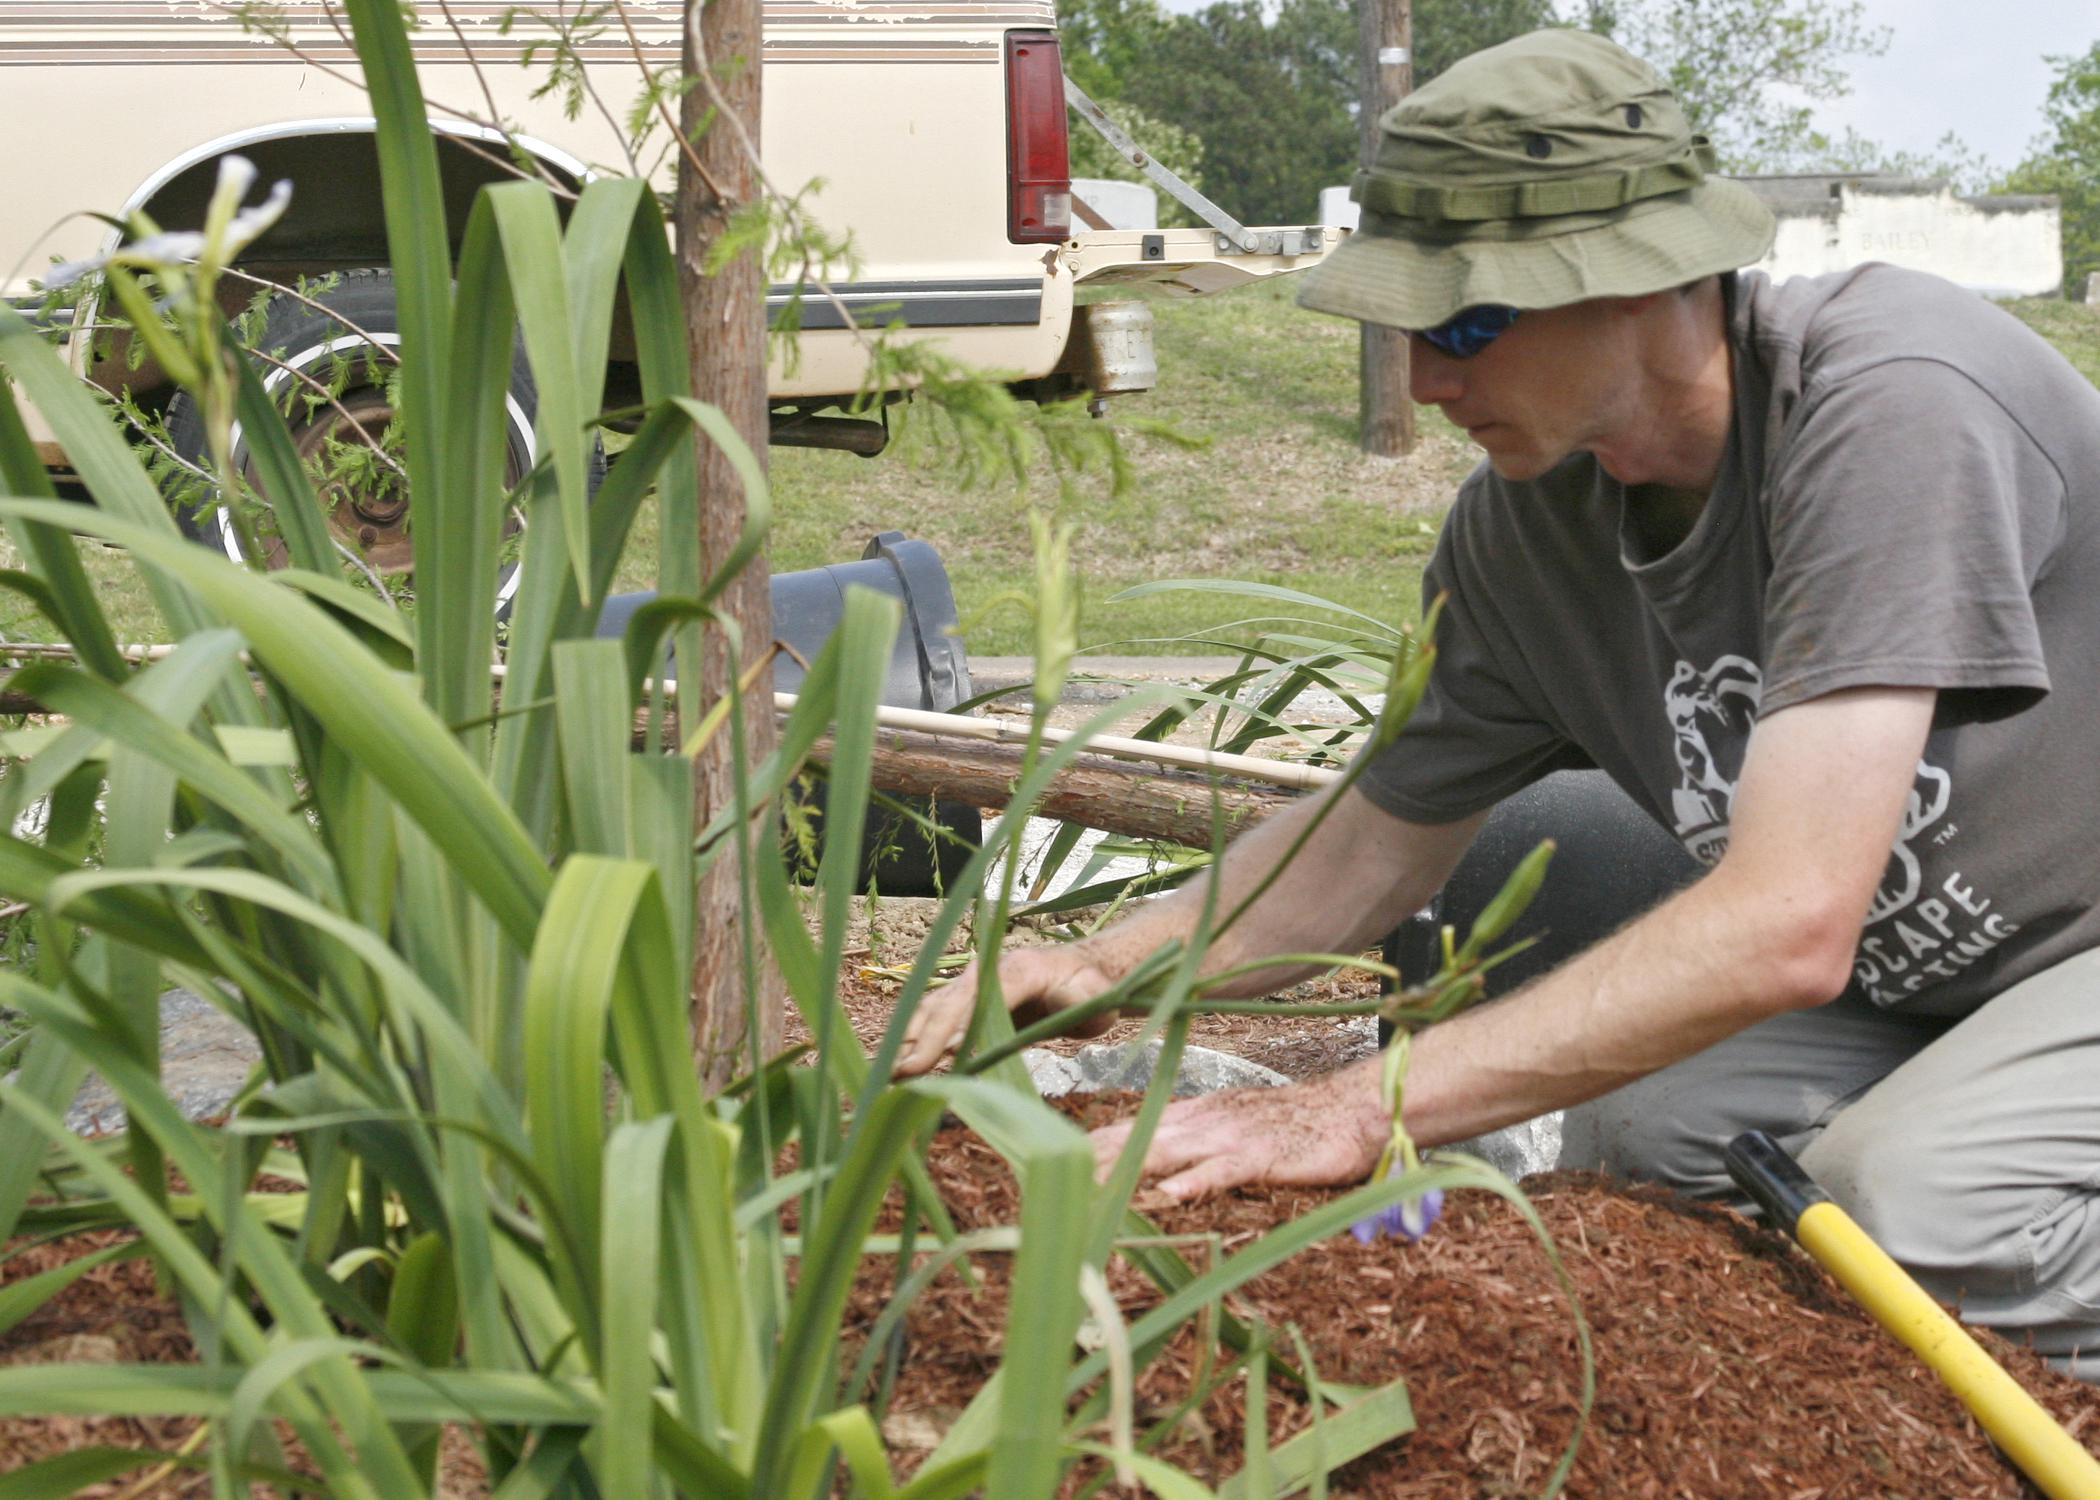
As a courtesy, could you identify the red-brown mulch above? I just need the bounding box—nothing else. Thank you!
[3,1101,2095,1498]
[849,1096,2100,1499]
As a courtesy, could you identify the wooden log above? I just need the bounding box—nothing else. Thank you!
[812,725,1303,847]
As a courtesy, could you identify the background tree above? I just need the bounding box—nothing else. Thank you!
[2000,41,2100,295]
[1058,0,1552,227]
[1067,99,1210,224]
[1582,0,1891,172]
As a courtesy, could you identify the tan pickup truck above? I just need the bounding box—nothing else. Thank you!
[2,0,1326,573]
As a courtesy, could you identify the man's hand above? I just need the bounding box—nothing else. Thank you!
[895,943,1121,1076]
[1088,1058,1388,1201]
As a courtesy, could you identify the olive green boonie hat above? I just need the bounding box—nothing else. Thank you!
[1298,29,1776,331]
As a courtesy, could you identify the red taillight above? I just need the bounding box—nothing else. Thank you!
[1005,30,1071,244]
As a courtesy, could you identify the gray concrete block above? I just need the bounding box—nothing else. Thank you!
[65,988,261,1135]
[1025,1039,1290,1099]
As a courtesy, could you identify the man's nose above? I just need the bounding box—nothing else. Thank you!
[1407,336,1463,404]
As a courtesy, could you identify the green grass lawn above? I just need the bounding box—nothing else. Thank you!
[12,285,2100,659]
[619,276,1482,656]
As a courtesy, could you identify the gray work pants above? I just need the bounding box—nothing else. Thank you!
[1559,948,2100,1381]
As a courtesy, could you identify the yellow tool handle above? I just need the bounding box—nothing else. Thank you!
[1727,1131,2100,1500]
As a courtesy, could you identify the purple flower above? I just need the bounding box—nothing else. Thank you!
[1351,1186,1444,1245]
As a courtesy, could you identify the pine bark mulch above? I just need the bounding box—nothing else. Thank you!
[1,1102,2095,1496]
[853,1098,2100,1499]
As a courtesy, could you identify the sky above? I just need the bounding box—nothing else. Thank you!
[1144,0,2099,178]
[1812,0,2096,175]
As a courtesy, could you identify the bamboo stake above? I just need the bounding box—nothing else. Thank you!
[789,695,1341,791]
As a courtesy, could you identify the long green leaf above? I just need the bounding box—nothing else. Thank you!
[0,1026,93,1246]
[487,184,591,598]
[1067,1442,1219,1499]
[9,627,244,815]
[0,1363,597,1424]
[521,859,630,1330]
[487,1427,587,1500]
[10,661,337,896]
[0,1071,390,1497]
[0,1448,208,1499]
[1215,1380,1414,1500]
[892,1453,994,1500]
[599,1116,674,1500]
[749,1085,947,1495]
[0,500,551,947]
[927,1080,1096,1500]
[621,191,705,703]
[226,1337,403,1470]
[341,0,452,671]
[521,854,754,1447]
[0,305,215,642]
[0,382,124,676]
[0,1239,147,1340]
[553,640,633,856]
[230,337,338,574]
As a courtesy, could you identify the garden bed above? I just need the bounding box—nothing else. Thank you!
[857,1096,2100,1499]
[3,1100,2096,1497]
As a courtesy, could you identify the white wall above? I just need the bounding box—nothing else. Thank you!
[1749,179,2061,298]
[1312,176,2064,300]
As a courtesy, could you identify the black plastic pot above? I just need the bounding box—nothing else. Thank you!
[596,531,979,896]
[1380,771,1700,1041]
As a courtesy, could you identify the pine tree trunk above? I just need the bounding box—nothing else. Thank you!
[679,0,783,1091]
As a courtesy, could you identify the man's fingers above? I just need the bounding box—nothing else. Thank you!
[1154,1152,1262,1202]
[1087,1097,1229,1184]
[900,949,1118,1076]
[1085,1078,1381,1197]
[896,974,977,1076]
[1089,1118,1136,1179]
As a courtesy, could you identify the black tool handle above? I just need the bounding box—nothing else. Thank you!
[1725,1130,1831,1236]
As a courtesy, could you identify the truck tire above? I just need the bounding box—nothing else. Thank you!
[164,268,598,613]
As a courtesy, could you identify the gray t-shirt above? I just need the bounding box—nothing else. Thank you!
[1359,266,2100,1017]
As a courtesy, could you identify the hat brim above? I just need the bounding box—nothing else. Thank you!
[1296,177,1775,330]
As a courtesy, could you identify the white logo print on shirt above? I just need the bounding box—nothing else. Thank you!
[1664,655,1761,866]
[1659,655,2019,1004]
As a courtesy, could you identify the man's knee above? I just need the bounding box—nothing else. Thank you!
[1803,1113,2097,1307]
[1800,1122,2002,1276]
[1559,993,1929,1196]
[1560,1080,1736,1197]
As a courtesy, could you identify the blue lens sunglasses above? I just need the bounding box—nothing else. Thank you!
[1415,304,1522,359]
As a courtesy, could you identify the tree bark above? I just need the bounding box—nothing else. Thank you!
[679,0,783,1091]
[1357,0,1416,458]
[811,727,1300,847]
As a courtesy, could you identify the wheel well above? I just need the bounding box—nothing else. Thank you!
[93,128,592,398]
[127,129,585,270]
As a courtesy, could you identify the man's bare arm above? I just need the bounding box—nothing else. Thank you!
[894,784,1486,1075]
[1104,684,1938,1199]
